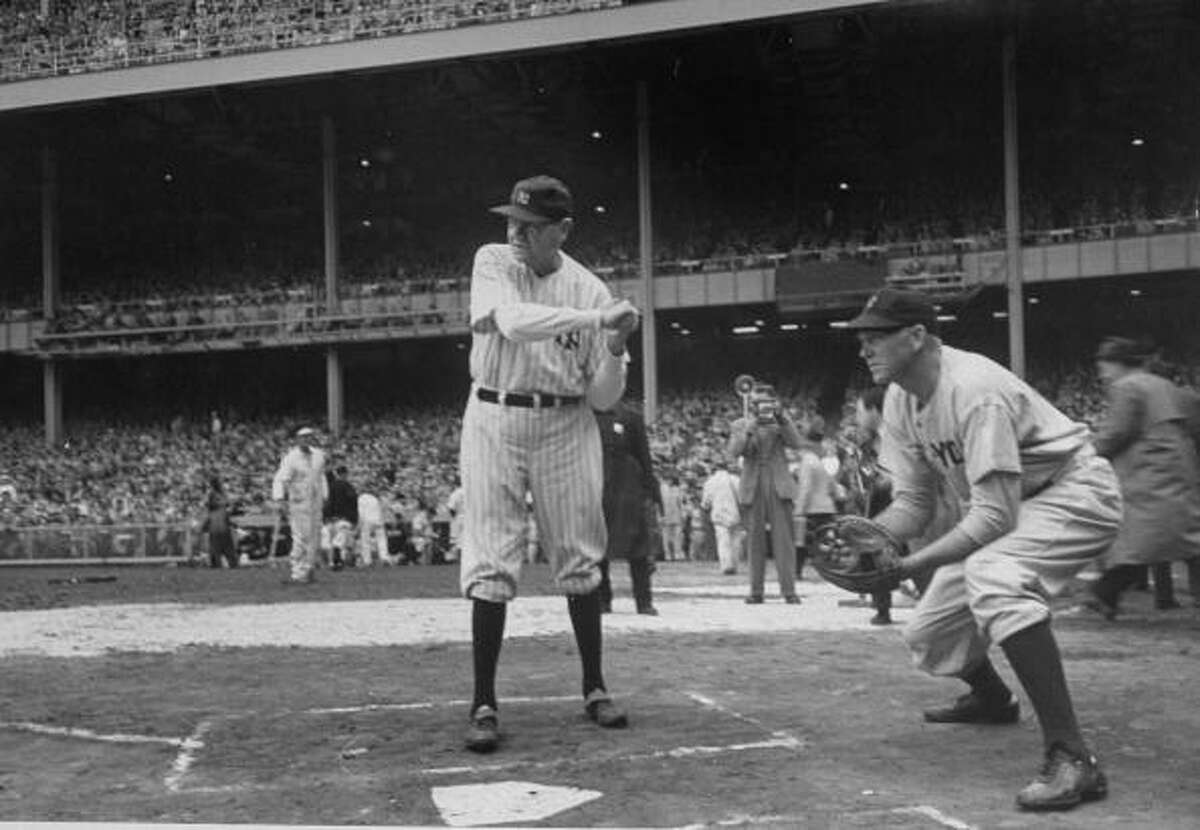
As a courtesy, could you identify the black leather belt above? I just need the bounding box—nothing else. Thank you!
[477,388,582,409]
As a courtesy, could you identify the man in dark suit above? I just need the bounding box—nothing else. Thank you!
[728,384,804,604]
[595,399,662,615]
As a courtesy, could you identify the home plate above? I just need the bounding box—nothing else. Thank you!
[431,781,602,826]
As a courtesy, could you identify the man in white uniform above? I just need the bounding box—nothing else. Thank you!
[701,461,743,575]
[356,485,388,567]
[459,175,640,753]
[271,426,328,585]
[659,474,686,561]
[845,288,1122,812]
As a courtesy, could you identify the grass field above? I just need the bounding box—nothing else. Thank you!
[1,559,1197,828]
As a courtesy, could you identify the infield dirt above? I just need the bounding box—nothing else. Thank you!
[0,560,1197,828]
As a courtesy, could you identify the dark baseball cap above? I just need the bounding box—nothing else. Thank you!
[843,287,936,331]
[1095,336,1149,364]
[489,175,573,223]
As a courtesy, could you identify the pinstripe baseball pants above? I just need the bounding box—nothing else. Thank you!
[459,395,607,602]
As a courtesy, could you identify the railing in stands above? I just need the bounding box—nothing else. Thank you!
[0,522,192,564]
[32,306,470,354]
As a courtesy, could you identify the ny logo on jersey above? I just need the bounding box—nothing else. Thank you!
[928,439,964,467]
[555,331,581,351]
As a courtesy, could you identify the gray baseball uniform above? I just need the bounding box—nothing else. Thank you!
[880,346,1123,675]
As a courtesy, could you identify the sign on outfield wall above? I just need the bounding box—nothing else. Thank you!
[0,524,192,564]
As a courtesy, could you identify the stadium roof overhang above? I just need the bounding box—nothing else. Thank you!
[0,0,884,115]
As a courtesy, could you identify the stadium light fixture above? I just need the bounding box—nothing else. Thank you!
[936,314,957,323]
[829,321,849,329]
[590,130,603,140]
[679,328,691,336]
[1131,137,1145,147]
[732,325,760,335]
[779,323,799,331]
[359,158,371,168]
[838,181,850,191]
[669,321,680,329]
[1028,297,1040,305]
[594,205,607,214]
[1130,288,1143,296]
[992,311,1009,319]
[361,219,372,228]
[753,319,765,326]
[163,172,174,183]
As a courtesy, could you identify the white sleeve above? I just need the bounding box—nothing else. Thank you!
[585,348,629,411]
[470,246,605,341]
[271,455,289,501]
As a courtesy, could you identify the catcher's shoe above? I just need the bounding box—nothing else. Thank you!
[784,595,801,605]
[465,705,500,753]
[1016,744,1107,811]
[923,692,1019,724]
[584,690,628,729]
[744,595,764,604]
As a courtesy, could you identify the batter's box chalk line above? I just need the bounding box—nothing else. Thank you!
[674,804,978,830]
[423,690,805,776]
[1,690,804,797]
[0,718,212,794]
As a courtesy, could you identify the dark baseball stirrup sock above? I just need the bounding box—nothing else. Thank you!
[962,657,1012,703]
[1000,620,1086,757]
[567,590,606,698]
[471,599,507,713]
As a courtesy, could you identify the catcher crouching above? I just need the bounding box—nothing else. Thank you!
[838,289,1122,813]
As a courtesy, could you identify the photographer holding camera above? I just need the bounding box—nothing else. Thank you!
[728,384,805,604]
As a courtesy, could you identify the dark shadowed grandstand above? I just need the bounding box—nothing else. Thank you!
[2,0,1200,556]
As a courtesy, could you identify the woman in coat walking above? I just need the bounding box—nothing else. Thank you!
[1086,337,1200,617]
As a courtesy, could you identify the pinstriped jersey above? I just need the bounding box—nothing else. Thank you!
[879,345,1090,507]
[468,243,613,396]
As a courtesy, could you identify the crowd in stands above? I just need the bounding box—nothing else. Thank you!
[2,353,1159,530]
[6,191,1200,339]
[0,0,623,83]
[6,347,1200,565]
[0,406,462,538]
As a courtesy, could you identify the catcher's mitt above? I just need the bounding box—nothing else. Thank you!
[811,515,905,595]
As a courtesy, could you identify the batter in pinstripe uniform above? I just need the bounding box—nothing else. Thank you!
[460,175,640,753]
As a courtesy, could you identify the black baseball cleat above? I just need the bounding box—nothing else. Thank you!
[923,692,1020,725]
[464,705,500,753]
[744,595,764,605]
[784,595,801,605]
[636,604,659,616]
[1016,744,1108,811]
[584,690,628,728]
[869,611,893,625]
